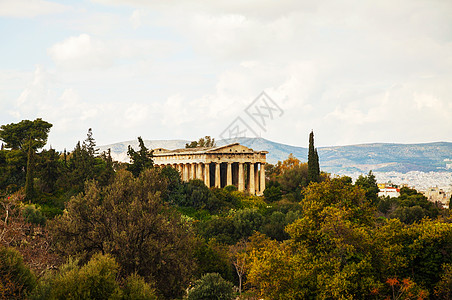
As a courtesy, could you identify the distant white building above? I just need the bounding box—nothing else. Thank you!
[423,187,450,209]
[378,187,400,198]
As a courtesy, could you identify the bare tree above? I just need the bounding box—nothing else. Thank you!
[228,239,248,294]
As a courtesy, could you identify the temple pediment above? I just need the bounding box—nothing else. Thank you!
[206,143,255,154]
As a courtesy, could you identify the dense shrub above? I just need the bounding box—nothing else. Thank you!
[0,247,36,299]
[186,273,234,300]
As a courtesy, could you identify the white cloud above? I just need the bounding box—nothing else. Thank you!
[3,0,452,149]
[48,34,114,69]
[414,93,442,110]
[91,0,310,20]
[124,103,150,128]
[48,33,176,70]
[0,0,69,18]
[130,9,144,29]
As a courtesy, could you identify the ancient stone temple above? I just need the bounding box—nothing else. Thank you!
[153,143,267,195]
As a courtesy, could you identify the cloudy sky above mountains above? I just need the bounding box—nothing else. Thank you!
[1,0,451,150]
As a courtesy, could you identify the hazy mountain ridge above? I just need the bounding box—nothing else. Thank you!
[99,138,452,174]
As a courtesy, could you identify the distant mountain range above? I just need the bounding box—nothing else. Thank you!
[98,138,452,174]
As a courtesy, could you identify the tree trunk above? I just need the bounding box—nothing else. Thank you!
[238,274,242,294]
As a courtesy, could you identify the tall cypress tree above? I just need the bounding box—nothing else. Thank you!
[307,131,320,184]
[25,139,35,201]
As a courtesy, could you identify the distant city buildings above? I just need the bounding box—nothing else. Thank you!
[377,183,400,198]
[350,171,452,208]
[445,159,452,170]
[422,187,451,209]
[349,171,452,192]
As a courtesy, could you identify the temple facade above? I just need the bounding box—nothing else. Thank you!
[153,143,267,195]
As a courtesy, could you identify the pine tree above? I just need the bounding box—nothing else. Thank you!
[127,137,154,177]
[307,131,320,184]
[0,119,53,201]
[99,148,115,186]
[185,136,216,148]
[83,128,99,157]
[38,148,60,193]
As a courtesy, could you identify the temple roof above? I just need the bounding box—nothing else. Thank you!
[153,143,268,156]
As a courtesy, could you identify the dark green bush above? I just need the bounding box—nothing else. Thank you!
[186,273,234,300]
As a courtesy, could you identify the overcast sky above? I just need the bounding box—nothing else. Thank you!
[1,0,451,150]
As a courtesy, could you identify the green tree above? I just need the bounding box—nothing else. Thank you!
[379,187,441,224]
[82,128,99,157]
[232,208,264,240]
[0,119,52,200]
[374,218,452,295]
[0,247,37,299]
[67,141,93,192]
[263,181,282,202]
[66,130,114,193]
[98,149,115,187]
[159,165,186,205]
[0,149,27,193]
[22,205,46,226]
[185,136,216,148]
[122,273,157,300]
[355,170,379,205]
[198,216,237,245]
[32,255,157,300]
[186,273,234,300]
[127,137,153,177]
[435,264,452,299]
[307,130,320,184]
[278,163,308,201]
[50,169,196,298]
[31,254,121,300]
[182,179,227,213]
[259,211,291,241]
[248,178,379,299]
[36,148,60,194]
[194,239,234,283]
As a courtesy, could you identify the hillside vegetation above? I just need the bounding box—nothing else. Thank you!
[1,120,452,299]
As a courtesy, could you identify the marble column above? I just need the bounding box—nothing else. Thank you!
[215,163,221,188]
[183,164,189,181]
[254,163,259,193]
[226,163,232,186]
[190,163,195,180]
[178,164,183,176]
[197,163,203,180]
[205,163,210,188]
[249,163,255,195]
[233,163,239,186]
[260,163,265,194]
[238,163,245,191]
